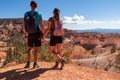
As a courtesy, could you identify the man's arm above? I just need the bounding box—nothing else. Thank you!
[23,21,28,38]
[23,21,26,33]
[23,12,27,34]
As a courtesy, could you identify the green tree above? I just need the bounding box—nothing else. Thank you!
[111,46,116,54]
[3,48,13,66]
[91,49,95,54]
[0,57,1,62]
[115,52,120,69]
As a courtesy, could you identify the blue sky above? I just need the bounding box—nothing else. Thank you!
[0,0,120,30]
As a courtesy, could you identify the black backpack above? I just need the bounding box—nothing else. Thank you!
[24,12,39,33]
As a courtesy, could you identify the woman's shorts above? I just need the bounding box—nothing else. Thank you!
[50,36,63,46]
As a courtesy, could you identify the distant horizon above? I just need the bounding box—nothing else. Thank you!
[1,18,120,30]
[75,28,120,30]
[76,28,120,34]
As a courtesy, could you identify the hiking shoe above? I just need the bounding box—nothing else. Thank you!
[33,63,39,68]
[52,61,59,69]
[60,59,65,70]
[24,62,30,68]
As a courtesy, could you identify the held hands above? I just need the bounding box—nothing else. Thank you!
[39,34,46,43]
[24,33,28,39]
[38,33,46,41]
[42,34,46,40]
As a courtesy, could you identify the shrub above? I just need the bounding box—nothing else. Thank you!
[3,48,13,66]
[115,52,120,69]
[111,46,116,54]
[91,49,95,54]
[38,45,72,63]
[78,63,81,66]
[102,44,116,48]
[81,44,97,50]
[3,37,27,66]
[13,45,27,63]
[38,45,55,62]
[3,32,72,65]
[117,47,120,51]
[63,48,72,63]
[0,57,1,62]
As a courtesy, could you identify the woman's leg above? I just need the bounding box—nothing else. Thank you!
[56,43,64,57]
[50,46,61,69]
[50,46,61,61]
[56,43,65,70]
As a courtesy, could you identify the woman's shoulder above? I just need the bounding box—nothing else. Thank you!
[48,17,54,21]
[49,17,53,20]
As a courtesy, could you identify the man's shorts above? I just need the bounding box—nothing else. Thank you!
[28,32,41,47]
[50,36,63,46]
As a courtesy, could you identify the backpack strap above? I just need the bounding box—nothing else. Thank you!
[52,17,62,24]
[32,12,37,17]
[52,17,56,21]
[27,12,37,17]
[49,17,55,35]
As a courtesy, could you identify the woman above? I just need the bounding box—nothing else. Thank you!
[44,8,65,70]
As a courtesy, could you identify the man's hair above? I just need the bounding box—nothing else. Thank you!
[53,8,60,13]
[30,1,37,7]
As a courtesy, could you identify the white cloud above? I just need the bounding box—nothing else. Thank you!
[81,20,103,24]
[62,14,120,30]
[72,14,84,22]
[62,16,73,24]
[63,14,85,24]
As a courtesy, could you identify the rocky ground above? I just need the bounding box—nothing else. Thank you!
[0,62,120,80]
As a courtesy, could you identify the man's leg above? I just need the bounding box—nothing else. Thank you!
[24,47,32,68]
[34,47,39,63]
[27,47,32,62]
[33,47,39,68]
[33,32,41,68]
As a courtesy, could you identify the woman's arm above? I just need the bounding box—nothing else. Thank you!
[44,21,52,37]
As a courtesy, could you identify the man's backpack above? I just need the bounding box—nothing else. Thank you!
[24,12,39,33]
[52,18,64,36]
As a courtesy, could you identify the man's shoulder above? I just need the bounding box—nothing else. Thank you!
[36,11,42,16]
[25,10,38,14]
[24,11,31,16]
[25,10,31,14]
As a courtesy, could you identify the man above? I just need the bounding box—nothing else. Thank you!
[23,1,44,68]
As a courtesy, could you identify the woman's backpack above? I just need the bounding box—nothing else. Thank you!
[53,18,64,36]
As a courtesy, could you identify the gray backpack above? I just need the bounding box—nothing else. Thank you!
[53,18,64,36]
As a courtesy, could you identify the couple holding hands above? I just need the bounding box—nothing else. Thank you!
[23,1,65,70]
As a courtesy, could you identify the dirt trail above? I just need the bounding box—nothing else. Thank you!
[0,62,120,80]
